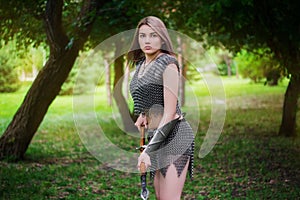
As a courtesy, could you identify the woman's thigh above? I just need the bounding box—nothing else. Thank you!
[158,159,189,200]
[154,171,161,199]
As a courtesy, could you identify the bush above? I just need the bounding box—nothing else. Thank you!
[234,49,283,85]
[217,61,237,76]
[60,50,104,95]
[0,41,21,93]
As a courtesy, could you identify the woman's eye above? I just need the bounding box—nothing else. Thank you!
[139,34,145,38]
[151,34,158,37]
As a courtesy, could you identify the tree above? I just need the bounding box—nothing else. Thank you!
[0,0,103,160]
[169,0,300,137]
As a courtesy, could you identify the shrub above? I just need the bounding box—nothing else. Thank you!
[234,49,283,85]
[0,40,21,93]
[60,50,103,95]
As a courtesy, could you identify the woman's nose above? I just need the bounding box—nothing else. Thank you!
[144,36,150,43]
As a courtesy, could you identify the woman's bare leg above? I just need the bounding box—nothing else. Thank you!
[154,170,161,199]
[159,159,190,200]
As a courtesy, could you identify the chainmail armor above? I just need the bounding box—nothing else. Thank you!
[130,54,194,180]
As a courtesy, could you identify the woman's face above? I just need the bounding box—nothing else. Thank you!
[138,25,163,55]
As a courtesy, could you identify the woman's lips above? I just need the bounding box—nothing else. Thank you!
[144,46,152,50]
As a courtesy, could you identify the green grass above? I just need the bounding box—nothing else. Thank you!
[1,77,300,199]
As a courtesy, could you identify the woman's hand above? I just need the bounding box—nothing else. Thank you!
[135,113,148,131]
[137,151,151,171]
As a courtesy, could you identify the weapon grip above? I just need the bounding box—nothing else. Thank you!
[140,126,147,174]
[140,125,146,154]
[140,162,146,174]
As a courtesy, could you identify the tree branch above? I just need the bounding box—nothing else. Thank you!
[44,0,68,54]
[72,0,100,48]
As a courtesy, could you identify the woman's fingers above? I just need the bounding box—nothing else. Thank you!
[137,153,151,171]
[134,118,148,130]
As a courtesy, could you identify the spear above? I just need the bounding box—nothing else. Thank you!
[139,125,149,200]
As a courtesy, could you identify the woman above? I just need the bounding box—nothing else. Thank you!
[128,16,194,200]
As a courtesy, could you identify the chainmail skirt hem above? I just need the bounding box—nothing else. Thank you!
[147,119,195,180]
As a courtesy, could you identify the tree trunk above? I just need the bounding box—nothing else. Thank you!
[279,75,300,137]
[223,54,232,77]
[180,58,187,107]
[113,42,136,132]
[226,59,231,77]
[123,62,130,100]
[0,0,98,160]
[177,36,185,106]
[104,54,112,106]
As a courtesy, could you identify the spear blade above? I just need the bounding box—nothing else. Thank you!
[140,173,149,199]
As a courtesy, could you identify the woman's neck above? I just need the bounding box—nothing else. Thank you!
[145,51,162,65]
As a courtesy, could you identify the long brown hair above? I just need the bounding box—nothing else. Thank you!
[127,16,175,65]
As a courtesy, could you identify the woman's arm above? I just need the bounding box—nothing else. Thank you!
[158,63,179,128]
